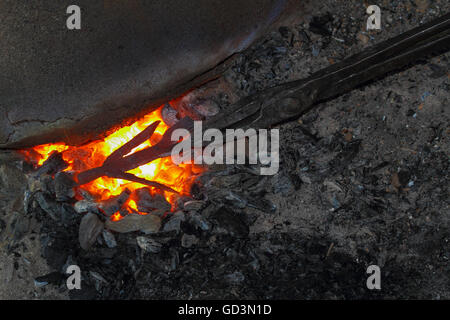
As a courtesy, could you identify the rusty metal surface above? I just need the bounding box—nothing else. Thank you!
[0,0,303,148]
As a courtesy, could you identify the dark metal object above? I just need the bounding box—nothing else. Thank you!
[205,13,450,131]
[77,13,450,188]
[76,117,194,192]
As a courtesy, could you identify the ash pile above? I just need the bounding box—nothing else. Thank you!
[20,148,283,299]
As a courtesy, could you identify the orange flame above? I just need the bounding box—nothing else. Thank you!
[21,106,204,220]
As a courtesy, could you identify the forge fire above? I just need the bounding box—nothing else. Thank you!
[0,0,449,304]
[20,106,204,221]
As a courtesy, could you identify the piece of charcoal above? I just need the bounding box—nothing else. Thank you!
[210,206,249,238]
[223,191,248,209]
[309,13,333,36]
[182,200,206,212]
[136,188,171,213]
[35,192,60,221]
[60,203,78,226]
[79,189,96,201]
[176,92,220,120]
[54,171,76,201]
[28,174,55,194]
[188,212,210,231]
[105,213,161,234]
[247,198,277,213]
[34,152,68,177]
[190,183,205,200]
[79,212,104,250]
[161,103,179,127]
[181,234,198,248]
[99,189,131,216]
[102,229,117,248]
[74,199,99,214]
[175,195,194,210]
[162,211,185,233]
[34,272,64,288]
[191,99,220,118]
[89,271,109,284]
[136,236,162,253]
[224,271,245,285]
[0,218,5,236]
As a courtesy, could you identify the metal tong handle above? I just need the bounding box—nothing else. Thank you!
[205,13,450,131]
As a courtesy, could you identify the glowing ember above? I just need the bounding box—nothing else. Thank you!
[20,106,204,220]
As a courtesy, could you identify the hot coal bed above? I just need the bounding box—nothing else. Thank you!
[0,1,449,300]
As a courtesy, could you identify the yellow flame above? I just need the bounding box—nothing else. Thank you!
[21,106,204,220]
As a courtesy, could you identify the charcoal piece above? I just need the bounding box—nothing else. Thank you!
[136,188,171,213]
[119,207,133,217]
[182,200,206,212]
[169,249,180,272]
[79,212,104,250]
[11,213,30,241]
[176,93,220,120]
[60,203,78,226]
[224,191,248,209]
[161,103,179,127]
[175,195,194,210]
[89,271,109,284]
[40,234,71,271]
[210,206,249,238]
[211,173,244,188]
[74,200,99,214]
[188,212,210,231]
[140,213,163,234]
[136,236,162,253]
[271,172,295,196]
[192,99,220,118]
[91,273,107,292]
[35,192,60,221]
[135,187,150,199]
[34,279,49,288]
[247,198,277,213]
[79,189,97,201]
[99,189,131,216]
[181,234,198,248]
[309,13,333,36]
[54,171,76,201]
[224,271,245,285]
[102,229,117,248]
[0,218,5,236]
[34,152,68,177]
[190,183,205,200]
[34,272,64,288]
[105,213,161,234]
[28,174,55,194]
[40,175,55,194]
[162,211,185,233]
[23,190,34,215]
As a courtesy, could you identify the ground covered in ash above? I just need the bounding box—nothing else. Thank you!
[0,0,448,299]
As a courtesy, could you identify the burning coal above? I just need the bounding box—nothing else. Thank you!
[20,105,204,221]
